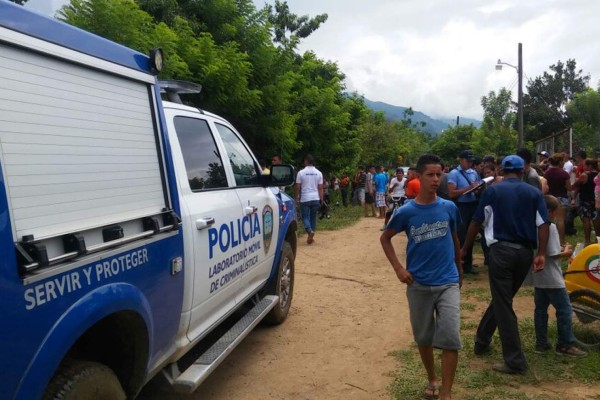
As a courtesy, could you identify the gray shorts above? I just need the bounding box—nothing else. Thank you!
[356,188,366,204]
[406,282,461,350]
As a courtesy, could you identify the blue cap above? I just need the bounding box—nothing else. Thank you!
[459,150,474,161]
[501,155,525,170]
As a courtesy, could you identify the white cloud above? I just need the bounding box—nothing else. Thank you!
[26,0,68,16]
[27,0,600,119]
[274,0,600,119]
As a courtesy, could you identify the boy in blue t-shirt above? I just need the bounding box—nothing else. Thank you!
[380,154,462,400]
[374,165,389,219]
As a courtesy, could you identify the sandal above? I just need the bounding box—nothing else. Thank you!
[423,382,440,399]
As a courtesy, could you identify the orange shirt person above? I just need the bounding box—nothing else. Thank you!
[405,168,421,198]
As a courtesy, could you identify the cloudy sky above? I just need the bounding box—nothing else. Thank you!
[27,0,600,120]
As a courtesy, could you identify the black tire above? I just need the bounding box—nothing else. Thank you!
[264,241,295,325]
[44,360,126,400]
[569,289,600,350]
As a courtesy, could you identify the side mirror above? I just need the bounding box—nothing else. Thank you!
[268,165,295,187]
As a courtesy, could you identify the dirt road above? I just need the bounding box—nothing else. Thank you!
[141,216,597,400]
[141,216,409,400]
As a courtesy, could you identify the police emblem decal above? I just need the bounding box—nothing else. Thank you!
[263,205,273,254]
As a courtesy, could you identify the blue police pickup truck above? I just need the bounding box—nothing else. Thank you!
[0,2,298,399]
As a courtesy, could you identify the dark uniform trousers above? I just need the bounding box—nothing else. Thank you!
[474,242,532,372]
[457,201,478,272]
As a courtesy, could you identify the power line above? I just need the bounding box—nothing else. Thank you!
[506,75,518,93]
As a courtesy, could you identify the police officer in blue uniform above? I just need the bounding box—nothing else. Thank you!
[447,150,481,274]
[461,155,550,374]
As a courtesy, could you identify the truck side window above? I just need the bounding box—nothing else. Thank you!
[214,123,259,186]
[174,117,228,190]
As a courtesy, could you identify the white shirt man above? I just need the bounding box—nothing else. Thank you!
[295,155,324,244]
[563,154,574,175]
[388,169,406,198]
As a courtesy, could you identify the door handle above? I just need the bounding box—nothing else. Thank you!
[196,217,215,230]
[244,206,258,215]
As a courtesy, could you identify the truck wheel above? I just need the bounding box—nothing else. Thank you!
[44,360,126,400]
[569,289,600,350]
[264,241,294,325]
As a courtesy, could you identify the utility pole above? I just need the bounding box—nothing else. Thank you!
[517,43,524,148]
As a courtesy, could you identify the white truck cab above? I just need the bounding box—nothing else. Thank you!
[0,3,297,399]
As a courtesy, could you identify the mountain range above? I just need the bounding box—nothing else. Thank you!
[363,99,481,136]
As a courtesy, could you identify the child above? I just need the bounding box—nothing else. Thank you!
[532,195,587,357]
[380,154,462,400]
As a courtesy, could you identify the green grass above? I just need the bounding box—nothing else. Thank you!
[461,320,479,330]
[463,287,492,303]
[308,198,599,398]
[297,203,366,233]
[564,212,589,246]
[515,286,534,297]
[387,317,599,400]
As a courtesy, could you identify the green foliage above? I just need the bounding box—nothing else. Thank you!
[523,59,590,142]
[395,122,431,166]
[298,203,364,233]
[359,112,401,167]
[567,88,600,150]
[287,52,362,171]
[430,125,478,167]
[265,0,328,51]
[54,0,470,174]
[388,308,600,399]
[469,88,518,157]
[60,0,155,50]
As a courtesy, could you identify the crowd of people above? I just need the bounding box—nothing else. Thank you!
[268,148,597,399]
[272,147,600,250]
[376,149,593,400]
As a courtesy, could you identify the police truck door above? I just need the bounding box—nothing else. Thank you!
[212,123,280,303]
[168,112,245,340]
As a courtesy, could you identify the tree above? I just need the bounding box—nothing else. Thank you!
[395,124,431,167]
[567,88,600,151]
[358,112,401,167]
[523,59,590,142]
[60,0,372,173]
[399,107,427,130]
[430,125,478,167]
[135,0,328,163]
[288,52,358,172]
[60,0,158,53]
[264,1,328,51]
[472,88,517,156]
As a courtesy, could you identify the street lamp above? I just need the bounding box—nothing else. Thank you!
[496,43,524,148]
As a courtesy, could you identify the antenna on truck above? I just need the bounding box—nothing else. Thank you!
[159,80,202,104]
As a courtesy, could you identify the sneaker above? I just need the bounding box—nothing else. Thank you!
[556,345,587,357]
[307,232,315,245]
[534,343,552,354]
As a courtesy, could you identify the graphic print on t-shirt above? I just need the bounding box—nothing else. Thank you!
[410,221,449,243]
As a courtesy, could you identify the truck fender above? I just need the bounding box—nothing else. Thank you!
[267,196,297,285]
[15,283,154,400]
